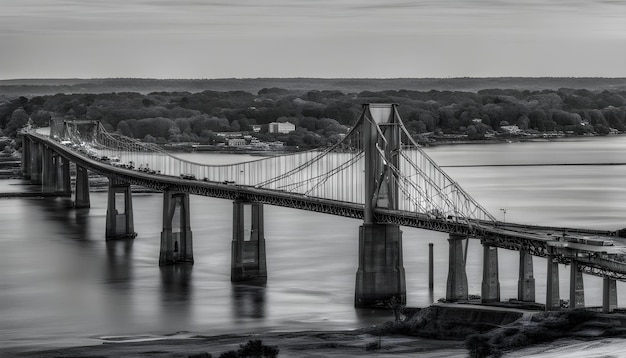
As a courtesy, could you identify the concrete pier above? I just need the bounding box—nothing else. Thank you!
[29,141,42,184]
[603,277,618,313]
[55,156,71,195]
[74,165,90,208]
[481,245,500,303]
[231,201,267,283]
[569,261,585,309]
[355,223,406,307]
[41,147,55,192]
[105,179,135,239]
[159,190,193,265]
[518,250,536,302]
[546,256,561,311]
[446,233,468,301]
[21,136,31,179]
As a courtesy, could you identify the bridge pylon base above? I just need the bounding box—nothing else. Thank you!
[105,180,136,240]
[159,190,194,265]
[603,277,618,313]
[569,261,585,309]
[355,223,406,308]
[55,156,71,196]
[42,147,56,193]
[446,233,468,301]
[231,201,267,283]
[518,250,536,302]
[481,245,500,303]
[546,256,561,311]
[30,141,42,184]
[21,135,31,180]
[74,165,91,208]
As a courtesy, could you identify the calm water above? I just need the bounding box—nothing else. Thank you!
[1,136,626,352]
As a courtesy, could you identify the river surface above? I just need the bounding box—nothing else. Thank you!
[1,136,626,352]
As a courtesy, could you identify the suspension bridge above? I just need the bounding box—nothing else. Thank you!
[20,104,626,312]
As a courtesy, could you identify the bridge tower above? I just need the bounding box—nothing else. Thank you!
[355,103,406,307]
[159,190,194,265]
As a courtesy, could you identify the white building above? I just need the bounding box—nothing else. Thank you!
[500,125,521,134]
[268,121,295,134]
[228,138,246,147]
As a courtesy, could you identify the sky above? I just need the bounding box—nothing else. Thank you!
[1,0,625,79]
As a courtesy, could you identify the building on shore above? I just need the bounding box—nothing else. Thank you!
[269,121,295,134]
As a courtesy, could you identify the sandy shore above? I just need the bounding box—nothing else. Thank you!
[5,331,468,358]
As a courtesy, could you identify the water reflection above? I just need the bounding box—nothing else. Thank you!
[231,284,266,320]
[160,265,193,327]
[105,239,134,285]
[160,264,193,302]
[355,307,394,325]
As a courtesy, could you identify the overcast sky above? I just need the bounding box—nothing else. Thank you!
[1,0,625,79]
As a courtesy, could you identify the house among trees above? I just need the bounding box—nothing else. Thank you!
[269,121,295,134]
[500,125,521,134]
[227,138,247,147]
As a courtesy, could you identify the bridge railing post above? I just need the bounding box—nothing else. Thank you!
[159,190,194,265]
[105,179,135,239]
[231,200,267,283]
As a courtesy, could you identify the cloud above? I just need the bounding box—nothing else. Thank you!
[0,0,624,78]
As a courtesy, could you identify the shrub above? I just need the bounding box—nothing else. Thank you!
[218,351,239,358]
[465,334,495,358]
[365,341,380,351]
[189,353,212,358]
[223,339,279,358]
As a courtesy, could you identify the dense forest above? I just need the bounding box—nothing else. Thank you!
[1,86,625,149]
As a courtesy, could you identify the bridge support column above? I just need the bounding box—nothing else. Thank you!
[481,245,500,303]
[231,200,267,283]
[518,250,536,302]
[55,156,71,195]
[42,147,56,192]
[74,165,91,208]
[446,233,468,301]
[602,277,618,313]
[159,190,194,265]
[546,256,561,311]
[569,261,585,309]
[105,180,135,239]
[30,141,42,184]
[355,223,405,307]
[21,136,31,179]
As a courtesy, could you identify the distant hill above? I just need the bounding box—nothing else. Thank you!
[1,77,625,97]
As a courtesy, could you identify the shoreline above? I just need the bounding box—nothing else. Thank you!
[6,305,626,357]
[4,330,468,358]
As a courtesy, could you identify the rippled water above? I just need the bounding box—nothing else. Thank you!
[1,136,625,352]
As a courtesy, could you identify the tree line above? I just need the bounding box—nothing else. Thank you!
[1,87,625,148]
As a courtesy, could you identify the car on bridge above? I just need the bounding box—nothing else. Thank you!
[179,173,197,180]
